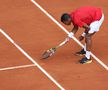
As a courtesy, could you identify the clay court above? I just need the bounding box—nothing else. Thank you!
[0,0,108,90]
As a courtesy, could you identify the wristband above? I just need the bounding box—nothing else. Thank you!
[81,32,86,37]
[70,32,74,36]
[68,32,74,38]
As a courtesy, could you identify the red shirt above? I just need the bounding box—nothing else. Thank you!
[70,6,102,27]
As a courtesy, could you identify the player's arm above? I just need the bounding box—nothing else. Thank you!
[71,25,79,34]
[79,23,90,41]
[68,25,78,38]
[82,24,90,33]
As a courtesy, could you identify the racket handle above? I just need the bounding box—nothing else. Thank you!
[58,37,69,47]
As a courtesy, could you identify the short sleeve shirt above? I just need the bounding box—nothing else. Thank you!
[70,6,102,27]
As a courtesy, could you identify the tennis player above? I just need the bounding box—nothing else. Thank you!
[61,6,104,64]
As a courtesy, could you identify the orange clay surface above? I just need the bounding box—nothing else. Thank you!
[0,0,108,90]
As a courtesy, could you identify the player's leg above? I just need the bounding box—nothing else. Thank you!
[85,33,95,59]
[79,33,95,64]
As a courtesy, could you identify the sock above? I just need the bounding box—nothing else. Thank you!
[85,51,91,59]
[84,44,86,51]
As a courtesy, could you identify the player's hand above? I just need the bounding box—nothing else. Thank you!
[68,32,74,38]
[79,36,84,41]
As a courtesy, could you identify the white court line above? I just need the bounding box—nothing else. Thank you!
[0,29,65,90]
[31,0,108,71]
[0,64,35,71]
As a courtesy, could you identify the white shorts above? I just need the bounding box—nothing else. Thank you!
[88,14,104,33]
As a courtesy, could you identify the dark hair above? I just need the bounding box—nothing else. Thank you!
[61,13,71,22]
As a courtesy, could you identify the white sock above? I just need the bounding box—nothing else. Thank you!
[85,51,91,59]
[84,44,86,51]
